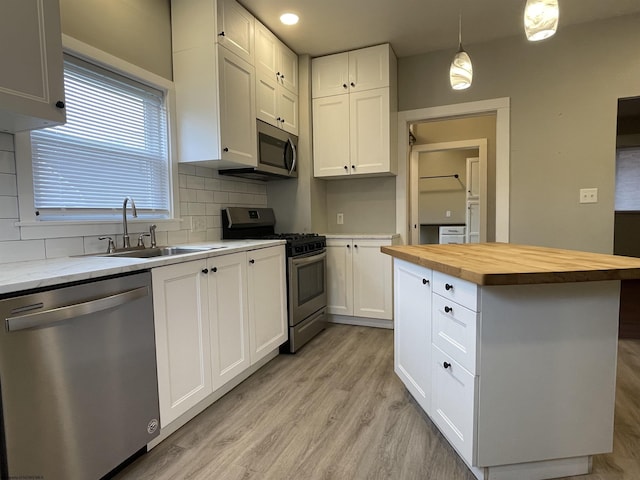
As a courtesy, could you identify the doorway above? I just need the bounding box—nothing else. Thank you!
[395,97,510,245]
[410,139,487,245]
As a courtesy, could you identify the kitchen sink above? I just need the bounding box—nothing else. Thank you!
[97,246,226,258]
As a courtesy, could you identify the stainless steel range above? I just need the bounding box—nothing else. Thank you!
[222,207,327,352]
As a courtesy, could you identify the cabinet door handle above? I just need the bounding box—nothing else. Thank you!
[445,283,453,291]
[342,83,348,89]
[249,259,255,264]
[444,306,453,313]
[218,31,225,36]
[55,100,65,109]
[443,362,451,369]
[211,267,217,273]
[281,74,285,79]
[277,71,281,77]
[346,244,350,249]
[223,147,229,152]
[350,82,355,87]
[202,268,209,274]
[344,165,348,170]
[351,165,355,169]
[422,278,429,285]
[353,244,358,248]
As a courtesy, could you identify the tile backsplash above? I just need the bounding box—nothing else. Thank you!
[0,132,267,264]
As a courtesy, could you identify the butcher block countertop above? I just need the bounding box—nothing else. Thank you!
[380,242,640,286]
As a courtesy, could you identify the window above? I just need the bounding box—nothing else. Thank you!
[615,146,640,211]
[29,54,170,221]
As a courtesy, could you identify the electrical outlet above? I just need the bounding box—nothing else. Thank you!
[446,210,452,218]
[337,213,344,225]
[579,188,598,204]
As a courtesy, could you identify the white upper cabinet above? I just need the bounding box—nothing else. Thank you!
[255,20,298,134]
[171,0,257,168]
[311,53,349,98]
[216,0,254,63]
[0,0,66,133]
[312,44,397,178]
[312,45,389,99]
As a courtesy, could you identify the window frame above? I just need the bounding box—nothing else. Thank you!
[15,34,181,239]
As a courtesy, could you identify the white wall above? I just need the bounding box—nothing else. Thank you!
[399,14,640,253]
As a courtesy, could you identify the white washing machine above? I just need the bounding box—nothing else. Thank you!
[439,225,466,244]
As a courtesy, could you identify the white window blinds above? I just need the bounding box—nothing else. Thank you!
[616,147,640,211]
[30,54,170,220]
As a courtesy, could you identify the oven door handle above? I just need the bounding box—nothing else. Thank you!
[290,250,326,266]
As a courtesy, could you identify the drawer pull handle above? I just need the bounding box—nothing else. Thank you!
[443,362,451,369]
[445,283,453,291]
[202,268,209,274]
[422,278,429,285]
[444,306,453,313]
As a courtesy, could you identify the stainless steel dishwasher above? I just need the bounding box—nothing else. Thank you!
[0,271,160,480]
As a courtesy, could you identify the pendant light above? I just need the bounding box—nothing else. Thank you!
[449,11,472,90]
[524,0,559,41]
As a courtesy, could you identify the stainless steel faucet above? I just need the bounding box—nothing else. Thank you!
[122,196,138,249]
[149,224,157,248]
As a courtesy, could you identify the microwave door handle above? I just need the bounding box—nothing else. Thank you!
[288,138,297,175]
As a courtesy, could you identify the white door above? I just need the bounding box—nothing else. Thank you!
[466,157,480,199]
[312,95,350,177]
[256,71,278,127]
[348,44,390,92]
[218,46,257,166]
[216,0,254,63]
[278,88,298,135]
[350,87,390,175]
[394,259,432,414]
[208,252,250,390]
[152,261,213,427]
[278,44,298,94]
[326,238,354,315]
[466,200,480,243]
[247,246,287,363]
[352,239,393,320]
[254,20,277,76]
[311,52,349,98]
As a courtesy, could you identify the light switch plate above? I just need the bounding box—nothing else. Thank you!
[579,188,598,204]
[337,213,344,225]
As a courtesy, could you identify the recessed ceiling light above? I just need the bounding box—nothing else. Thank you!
[280,13,299,25]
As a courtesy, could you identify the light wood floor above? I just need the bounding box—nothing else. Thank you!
[115,325,640,480]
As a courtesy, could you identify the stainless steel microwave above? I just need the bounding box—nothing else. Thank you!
[219,120,298,181]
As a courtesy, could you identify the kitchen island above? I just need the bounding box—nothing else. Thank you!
[381,243,640,480]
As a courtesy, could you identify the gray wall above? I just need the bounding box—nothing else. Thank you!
[60,0,173,79]
[399,14,640,253]
[418,150,469,225]
[324,176,396,234]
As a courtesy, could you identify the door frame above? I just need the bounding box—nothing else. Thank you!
[396,97,510,244]
[410,139,487,245]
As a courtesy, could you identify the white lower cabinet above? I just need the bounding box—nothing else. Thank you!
[153,260,213,427]
[326,235,399,324]
[153,245,286,429]
[431,345,477,466]
[246,245,288,363]
[393,259,432,413]
[208,252,250,390]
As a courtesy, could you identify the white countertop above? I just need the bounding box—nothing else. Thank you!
[0,240,284,295]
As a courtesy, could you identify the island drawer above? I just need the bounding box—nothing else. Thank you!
[432,293,478,374]
[433,271,478,311]
[431,345,477,466]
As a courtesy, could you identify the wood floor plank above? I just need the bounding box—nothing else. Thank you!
[114,328,640,480]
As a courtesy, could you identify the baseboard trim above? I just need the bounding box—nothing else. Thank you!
[328,314,393,329]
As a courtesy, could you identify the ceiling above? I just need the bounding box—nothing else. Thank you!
[238,0,640,58]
